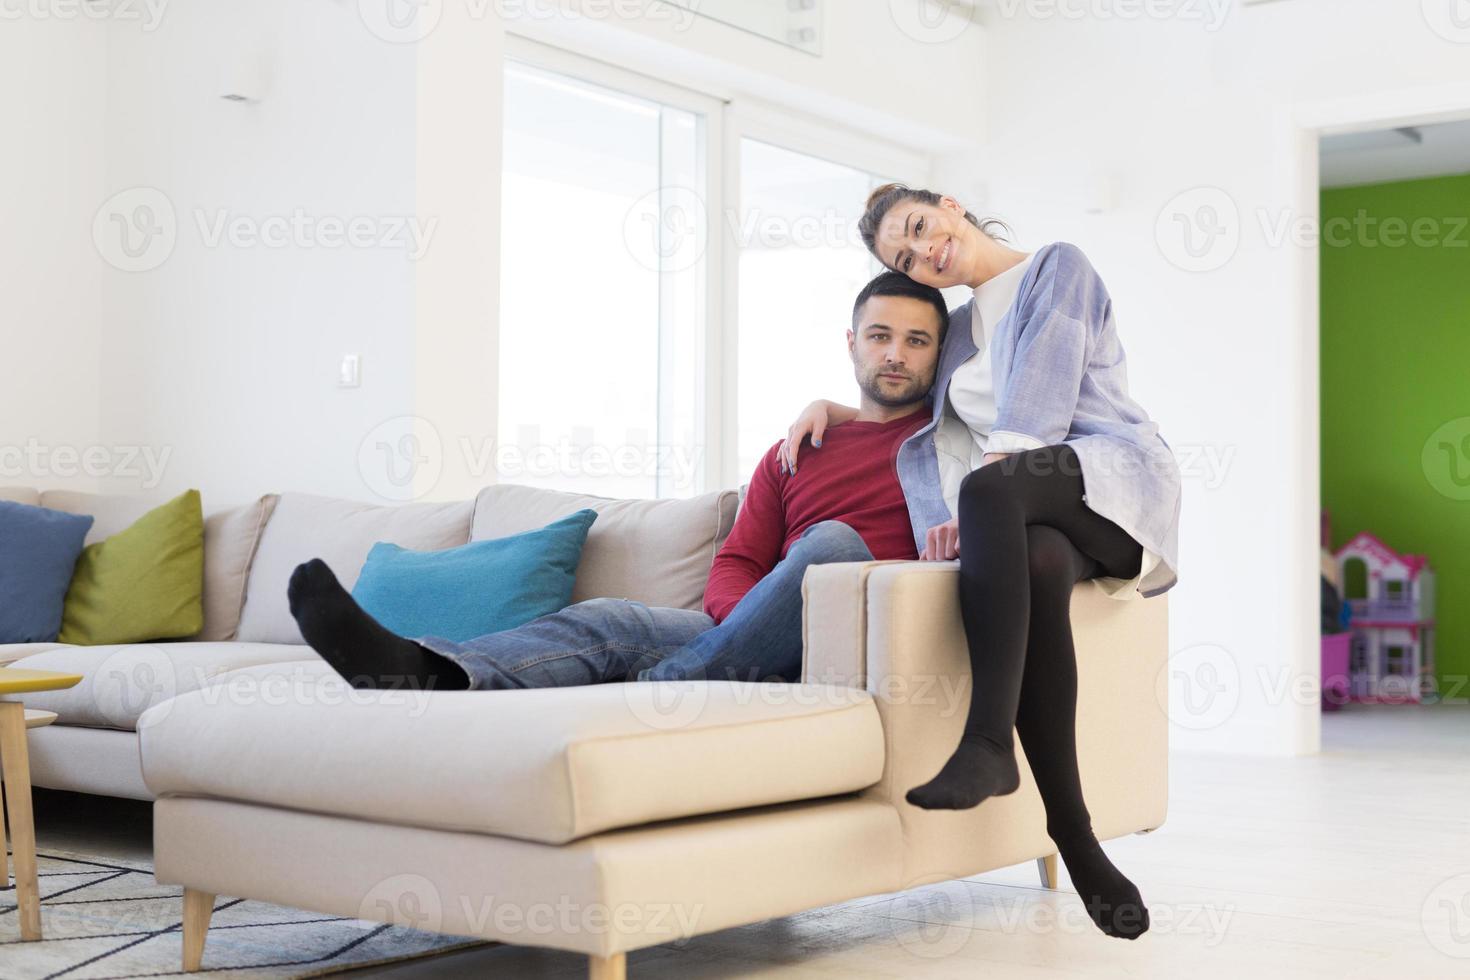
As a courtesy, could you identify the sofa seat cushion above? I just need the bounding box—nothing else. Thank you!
[0,642,315,730]
[138,662,885,845]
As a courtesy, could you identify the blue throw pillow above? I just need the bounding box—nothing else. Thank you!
[0,501,95,643]
[351,508,599,643]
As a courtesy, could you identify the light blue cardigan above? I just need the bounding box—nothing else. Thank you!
[895,242,1181,597]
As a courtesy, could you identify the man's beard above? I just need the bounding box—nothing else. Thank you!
[857,366,930,408]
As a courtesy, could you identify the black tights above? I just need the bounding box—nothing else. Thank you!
[906,443,1152,939]
[961,442,1140,840]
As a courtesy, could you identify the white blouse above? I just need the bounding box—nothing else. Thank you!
[939,253,1161,600]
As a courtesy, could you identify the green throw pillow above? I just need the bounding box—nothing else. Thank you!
[58,489,205,645]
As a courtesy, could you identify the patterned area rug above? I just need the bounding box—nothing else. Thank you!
[0,849,493,979]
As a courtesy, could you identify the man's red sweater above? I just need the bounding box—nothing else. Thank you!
[703,408,929,623]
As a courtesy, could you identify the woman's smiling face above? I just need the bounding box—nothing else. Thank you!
[874,195,975,289]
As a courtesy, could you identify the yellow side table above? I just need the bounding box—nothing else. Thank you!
[1,668,82,941]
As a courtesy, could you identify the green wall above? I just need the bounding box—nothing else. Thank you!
[1321,172,1470,694]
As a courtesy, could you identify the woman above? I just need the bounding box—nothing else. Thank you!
[782,184,1181,941]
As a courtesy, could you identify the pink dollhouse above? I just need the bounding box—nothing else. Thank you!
[1333,531,1436,703]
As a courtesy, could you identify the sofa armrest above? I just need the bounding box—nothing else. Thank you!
[800,560,914,688]
[812,559,1170,883]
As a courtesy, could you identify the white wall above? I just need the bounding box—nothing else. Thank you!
[77,1,986,508]
[96,0,418,509]
[509,0,986,147]
[0,17,106,493]
[941,0,1470,755]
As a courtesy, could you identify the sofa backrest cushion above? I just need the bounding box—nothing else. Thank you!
[236,492,474,645]
[0,487,41,506]
[41,489,166,547]
[471,484,739,613]
[38,490,279,642]
[197,495,279,640]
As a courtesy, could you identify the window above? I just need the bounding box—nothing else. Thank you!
[496,43,928,498]
[498,57,710,498]
[1385,646,1408,675]
[734,139,891,480]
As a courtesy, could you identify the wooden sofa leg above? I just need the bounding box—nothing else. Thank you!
[1037,853,1059,889]
[589,952,626,980]
[182,888,215,971]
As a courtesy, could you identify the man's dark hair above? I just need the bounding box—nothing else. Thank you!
[851,271,949,340]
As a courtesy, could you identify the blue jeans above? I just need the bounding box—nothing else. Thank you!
[414,521,874,690]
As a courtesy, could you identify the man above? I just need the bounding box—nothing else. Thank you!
[287,271,947,691]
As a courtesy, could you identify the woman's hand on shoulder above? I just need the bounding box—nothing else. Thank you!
[777,400,858,475]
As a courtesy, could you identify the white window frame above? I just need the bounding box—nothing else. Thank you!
[500,36,932,495]
[718,100,931,489]
[503,35,727,496]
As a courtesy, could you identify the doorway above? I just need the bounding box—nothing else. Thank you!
[1309,107,1470,751]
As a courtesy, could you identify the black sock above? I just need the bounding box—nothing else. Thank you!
[1055,831,1150,940]
[287,558,468,691]
[904,733,1021,810]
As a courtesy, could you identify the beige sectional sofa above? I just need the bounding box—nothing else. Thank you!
[0,482,1168,978]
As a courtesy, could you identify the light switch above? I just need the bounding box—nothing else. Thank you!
[339,354,361,388]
